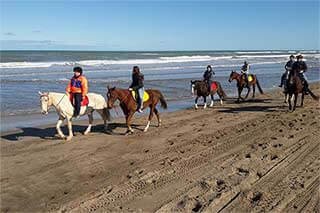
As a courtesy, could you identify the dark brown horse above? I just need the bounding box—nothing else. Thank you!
[287,72,319,111]
[228,71,264,102]
[107,87,167,135]
[190,80,226,109]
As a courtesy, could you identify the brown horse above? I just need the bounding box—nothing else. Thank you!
[107,87,167,135]
[287,72,319,111]
[228,71,264,102]
[191,80,227,109]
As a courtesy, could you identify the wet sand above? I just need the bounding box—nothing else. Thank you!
[1,83,319,212]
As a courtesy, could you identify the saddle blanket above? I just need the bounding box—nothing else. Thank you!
[131,91,150,102]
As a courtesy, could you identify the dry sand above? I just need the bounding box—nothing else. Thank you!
[1,83,319,212]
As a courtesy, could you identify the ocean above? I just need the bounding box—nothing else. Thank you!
[1,50,319,132]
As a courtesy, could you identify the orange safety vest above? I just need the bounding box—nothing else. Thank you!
[66,75,88,97]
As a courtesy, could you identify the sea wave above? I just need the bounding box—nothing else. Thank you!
[0,53,318,69]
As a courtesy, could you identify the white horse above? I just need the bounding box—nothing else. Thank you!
[39,91,110,141]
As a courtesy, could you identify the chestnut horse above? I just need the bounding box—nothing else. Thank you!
[107,87,167,135]
[228,71,264,102]
[287,72,319,111]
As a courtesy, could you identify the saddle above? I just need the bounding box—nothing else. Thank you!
[69,94,89,106]
[241,74,253,82]
[131,91,150,102]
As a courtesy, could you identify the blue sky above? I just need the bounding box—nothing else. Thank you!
[0,1,319,51]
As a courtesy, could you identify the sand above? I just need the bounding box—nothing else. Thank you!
[1,83,319,212]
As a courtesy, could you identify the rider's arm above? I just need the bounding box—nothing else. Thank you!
[303,62,308,72]
[81,77,88,97]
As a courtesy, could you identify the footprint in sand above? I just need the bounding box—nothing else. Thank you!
[237,168,250,176]
[270,154,278,161]
[247,191,263,205]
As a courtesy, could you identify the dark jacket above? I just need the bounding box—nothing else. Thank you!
[203,70,214,81]
[130,72,144,90]
[241,64,249,73]
[292,61,308,74]
[285,60,295,72]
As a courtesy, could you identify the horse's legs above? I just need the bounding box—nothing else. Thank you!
[237,87,243,102]
[96,109,108,132]
[301,93,304,107]
[203,96,207,109]
[288,94,292,111]
[252,84,256,98]
[244,86,251,99]
[84,112,93,135]
[56,117,66,139]
[66,118,73,141]
[195,96,199,109]
[293,93,298,111]
[126,112,135,135]
[210,94,214,107]
[154,107,161,127]
[144,105,154,132]
[284,93,288,103]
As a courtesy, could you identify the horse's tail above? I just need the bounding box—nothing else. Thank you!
[217,82,227,100]
[256,77,264,94]
[307,89,320,101]
[158,91,168,109]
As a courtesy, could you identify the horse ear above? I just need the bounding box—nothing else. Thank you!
[38,91,43,96]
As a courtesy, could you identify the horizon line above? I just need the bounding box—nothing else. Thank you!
[0,49,319,52]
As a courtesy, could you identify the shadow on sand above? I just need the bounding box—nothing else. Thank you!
[1,121,153,141]
[218,98,281,113]
[1,124,105,141]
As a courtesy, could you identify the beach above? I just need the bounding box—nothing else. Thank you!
[1,83,319,212]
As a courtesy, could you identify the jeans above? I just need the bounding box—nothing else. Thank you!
[137,87,144,110]
[73,93,82,116]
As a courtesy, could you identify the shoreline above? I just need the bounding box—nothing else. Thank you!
[1,83,319,212]
[3,81,317,134]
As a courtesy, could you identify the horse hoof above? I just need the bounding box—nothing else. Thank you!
[83,132,90,135]
[143,128,148,132]
[125,130,134,136]
[58,135,66,139]
[66,136,73,141]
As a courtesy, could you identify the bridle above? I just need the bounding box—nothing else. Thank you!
[40,93,66,112]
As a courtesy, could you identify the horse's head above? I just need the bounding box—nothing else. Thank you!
[228,71,237,83]
[38,91,50,115]
[106,86,117,109]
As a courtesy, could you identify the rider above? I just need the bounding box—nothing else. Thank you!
[241,61,250,85]
[203,65,215,92]
[129,66,145,113]
[279,55,295,88]
[66,66,88,118]
[291,54,309,94]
